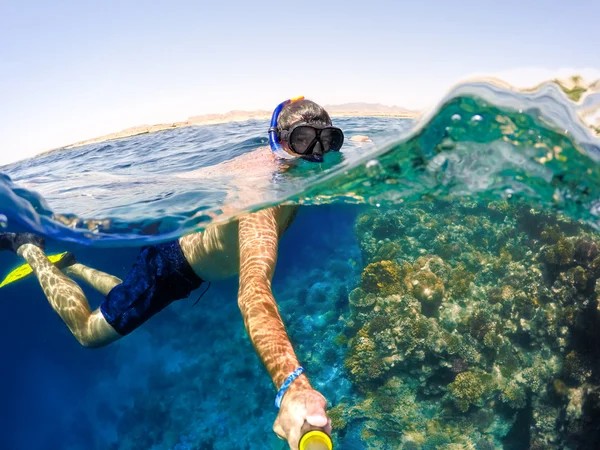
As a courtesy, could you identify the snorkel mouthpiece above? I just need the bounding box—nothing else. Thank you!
[308,141,324,162]
[269,96,305,160]
[302,143,324,162]
[306,155,324,163]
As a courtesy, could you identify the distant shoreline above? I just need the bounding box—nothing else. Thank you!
[27,76,600,159]
[40,109,420,156]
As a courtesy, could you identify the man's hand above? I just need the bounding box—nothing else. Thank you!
[273,386,331,450]
[349,135,371,143]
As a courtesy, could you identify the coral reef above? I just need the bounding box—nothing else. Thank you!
[334,200,600,449]
[51,202,600,450]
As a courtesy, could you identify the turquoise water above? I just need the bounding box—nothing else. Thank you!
[1,80,600,449]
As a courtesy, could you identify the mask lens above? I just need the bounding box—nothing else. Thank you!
[289,126,318,154]
[320,128,344,152]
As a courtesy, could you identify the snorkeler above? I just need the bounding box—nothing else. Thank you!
[0,98,344,450]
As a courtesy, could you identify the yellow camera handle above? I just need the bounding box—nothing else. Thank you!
[298,430,332,450]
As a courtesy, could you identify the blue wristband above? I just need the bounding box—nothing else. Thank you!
[275,367,305,409]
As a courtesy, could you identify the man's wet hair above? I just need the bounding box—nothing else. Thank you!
[277,99,332,134]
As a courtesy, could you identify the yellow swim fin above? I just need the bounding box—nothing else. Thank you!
[0,252,68,288]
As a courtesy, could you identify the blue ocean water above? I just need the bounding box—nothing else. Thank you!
[1,80,600,449]
[0,116,408,245]
[0,205,360,450]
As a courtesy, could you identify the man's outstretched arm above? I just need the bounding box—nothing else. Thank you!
[237,206,330,449]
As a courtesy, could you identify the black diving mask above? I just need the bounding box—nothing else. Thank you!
[279,123,345,157]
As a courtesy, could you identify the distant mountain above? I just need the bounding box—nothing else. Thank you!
[47,103,418,153]
[187,110,271,124]
[35,77,600,157]
[325,102,417,115]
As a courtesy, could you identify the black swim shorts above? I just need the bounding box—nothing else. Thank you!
[100,240,203,335]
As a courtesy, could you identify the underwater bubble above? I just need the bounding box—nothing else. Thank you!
[365,159,384,178]
[471,114,483,122]
[451,114,461,121]
[502,188,515,199]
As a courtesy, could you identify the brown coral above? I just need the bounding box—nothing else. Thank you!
[542,236,575,266]
[346,328,386,391]
[405,270,445,316]
[361,260,406,296]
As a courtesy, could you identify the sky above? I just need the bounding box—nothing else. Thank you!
[1,0,599,165]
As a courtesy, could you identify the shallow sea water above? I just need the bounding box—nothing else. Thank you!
[1,81,600,449]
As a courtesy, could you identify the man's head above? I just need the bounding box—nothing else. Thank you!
[276,99,332,134]
[269,98,344,162]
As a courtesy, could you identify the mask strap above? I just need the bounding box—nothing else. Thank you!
[269,96,304,159]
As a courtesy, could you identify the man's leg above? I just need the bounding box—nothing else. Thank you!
[3,232,204,341]
[65,263,122,296]
[17,243,122,347]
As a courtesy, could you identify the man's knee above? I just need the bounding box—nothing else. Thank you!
[74,310,123,348]
[75,332,111,349]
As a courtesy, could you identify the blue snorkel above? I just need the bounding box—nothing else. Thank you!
[268,96,305,160]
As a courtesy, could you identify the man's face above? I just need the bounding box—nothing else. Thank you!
[279,121,343,163]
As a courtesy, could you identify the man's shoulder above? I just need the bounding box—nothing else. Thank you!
[236,146,274,162]
[218,146,276,171]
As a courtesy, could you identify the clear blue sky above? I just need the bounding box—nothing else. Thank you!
[1,0,599,164]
